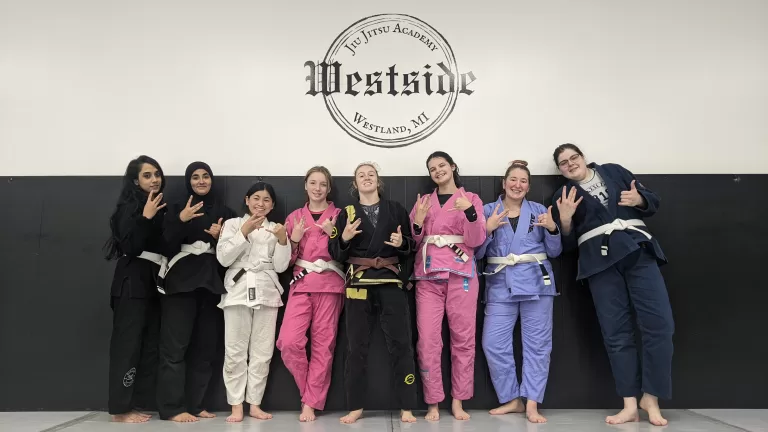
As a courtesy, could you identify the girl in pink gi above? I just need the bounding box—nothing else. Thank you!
[409,151,487,421]
[276,166,344,422]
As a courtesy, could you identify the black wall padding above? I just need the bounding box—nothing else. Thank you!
[0,174,766,411]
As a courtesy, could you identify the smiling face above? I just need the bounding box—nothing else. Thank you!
[305,171,329,203]
[189,169,211,196]
[354,165,378,194]
[245,189,274,217]
[503,167,530,200]
[556,148,588,182]
[427,157,455,187]
[137,163,162,194]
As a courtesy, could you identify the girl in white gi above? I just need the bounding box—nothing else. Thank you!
[216,182,291,422]
[475,160,561,423]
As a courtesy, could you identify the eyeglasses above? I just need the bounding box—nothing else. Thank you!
[557,154,581,168]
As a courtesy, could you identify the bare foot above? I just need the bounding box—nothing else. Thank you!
[131,410,151,419]
[340,409,363,424]
[169,413,198,422]
[425,404,440,421]
[452,399,470,420]
[111,413,149,423]
[525,400,547,423]
[196,410,216,419]
[605,406,640,425]
[226,405,243,423]
[300,404,316,422]
[640,393,668,426]
[489,398,525,415]
[250,405,273,420]
[401,410,417,423]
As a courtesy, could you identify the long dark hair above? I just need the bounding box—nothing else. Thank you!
[103,156,165,260]
[426,151,463,187]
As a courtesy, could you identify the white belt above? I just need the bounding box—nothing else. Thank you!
[577,219,652,256]
[484,253,551,285]
[292,259,345,283]
[157,241,214,294]
[229,261,283,296]
[137,251,168,278]
[421,235,467,273]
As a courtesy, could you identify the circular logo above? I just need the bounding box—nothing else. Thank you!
[307,14,475,148]
[404,373,415,385]
[330,226,338,238]
[123,367,136,388]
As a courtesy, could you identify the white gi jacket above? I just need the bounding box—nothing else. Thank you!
[216,215,291,309]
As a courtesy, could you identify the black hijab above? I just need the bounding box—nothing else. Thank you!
[185,161,218,208]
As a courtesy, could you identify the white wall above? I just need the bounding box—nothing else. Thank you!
[1,0,766,176]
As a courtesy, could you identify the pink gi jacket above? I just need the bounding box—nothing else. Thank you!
[409,188,487,280]
[285,202,345,294]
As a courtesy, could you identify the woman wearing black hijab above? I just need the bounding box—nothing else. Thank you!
[156,161,236,423]
[103,155,167,423]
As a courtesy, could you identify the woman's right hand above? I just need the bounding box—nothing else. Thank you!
[485,203,509,235]
[179,196,204,222]
[341,217,362,242]
[556,186,583,221]
[290,215,308,243]
[143,190,166,219]
[413,194,431,226]
[241,213,265,236]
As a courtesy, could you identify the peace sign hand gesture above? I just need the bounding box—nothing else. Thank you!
[341,217,362,242]
[290,216,309,243]
[448,190,472,212]
[533,206,557,231]
[316,215,337,237]
[384,225,403,248]
[143,190,166,219]
[619,180,644,207]
[556,187,583,220]
[179,196,204,222]
[204,218,224,239]
[414,194,432,226]
[485,203,510,235]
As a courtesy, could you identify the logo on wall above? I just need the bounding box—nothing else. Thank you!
[305,14,476,148]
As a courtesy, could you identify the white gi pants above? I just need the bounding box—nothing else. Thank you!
[222,305,278,405]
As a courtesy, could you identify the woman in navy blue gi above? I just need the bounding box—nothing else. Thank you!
[550,143,674,427]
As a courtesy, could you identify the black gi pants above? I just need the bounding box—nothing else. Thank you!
[108,291,160,414]
[344,283,417,411]
[156,289,222,419]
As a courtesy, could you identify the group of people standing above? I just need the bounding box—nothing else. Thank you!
[103,144,675,427]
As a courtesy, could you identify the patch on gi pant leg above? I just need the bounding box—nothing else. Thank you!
[404,374,415,385]
[123,367,136,387]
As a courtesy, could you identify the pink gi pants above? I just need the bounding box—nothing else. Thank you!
[276,292,343,410]
[416,274,479,404]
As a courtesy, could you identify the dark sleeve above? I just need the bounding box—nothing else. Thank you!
[613,164,660,216]
[396,202,415,255]
[328,206,350,263]
[463,206,477,222]
[116,206,153,257]
[551,190,578,253]
[163,202,186,254]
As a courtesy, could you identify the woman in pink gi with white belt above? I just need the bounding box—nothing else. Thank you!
[276,166,344,422]
[409,151,487,421]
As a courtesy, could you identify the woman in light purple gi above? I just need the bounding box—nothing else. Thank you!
[475,160,562,423]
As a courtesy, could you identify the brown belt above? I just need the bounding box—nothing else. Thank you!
[346,256,400,275]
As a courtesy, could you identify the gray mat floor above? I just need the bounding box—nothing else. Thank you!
[1,409,766,432]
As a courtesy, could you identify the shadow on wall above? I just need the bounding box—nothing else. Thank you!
[0,173,766,411]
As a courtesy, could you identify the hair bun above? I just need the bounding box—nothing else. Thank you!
[509,159,528,167]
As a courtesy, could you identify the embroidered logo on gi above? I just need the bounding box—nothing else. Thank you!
[123,367,136,388]
[345,205,356,222]
[404,373,415,385]
[330,226,338,238]
[305,14,476,149]
[528,214,536,233]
